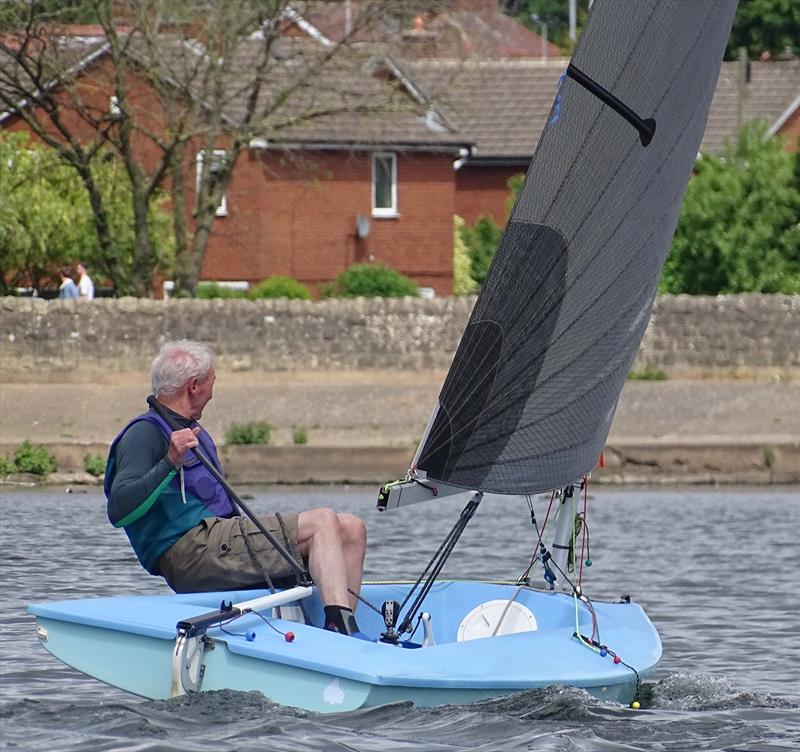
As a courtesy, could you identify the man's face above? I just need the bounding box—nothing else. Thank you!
[189,367,216,420]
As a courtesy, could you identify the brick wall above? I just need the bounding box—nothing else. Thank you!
[455,164,522,226]
[778,106,799,153]
[204,150,457,295]
[1,294,797,378]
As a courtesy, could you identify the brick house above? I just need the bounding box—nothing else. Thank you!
[1,33,470,296]
[407,57,800,227]
[288,3,800,226]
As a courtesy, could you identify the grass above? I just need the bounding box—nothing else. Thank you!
[225,420,273,445]
[628,362,668,381]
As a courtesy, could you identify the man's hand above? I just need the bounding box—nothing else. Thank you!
[167,427,201,467]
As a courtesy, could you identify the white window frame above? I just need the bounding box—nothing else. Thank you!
[371,152,397,218]
[196,149,228,217]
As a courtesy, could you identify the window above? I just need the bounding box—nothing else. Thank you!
[196,150,228,217]
[372,152,397,217]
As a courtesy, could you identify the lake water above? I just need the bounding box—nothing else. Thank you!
[1,484,799,751]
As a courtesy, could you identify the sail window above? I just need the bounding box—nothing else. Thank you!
[372,152,397,217]
[196,150,228,217]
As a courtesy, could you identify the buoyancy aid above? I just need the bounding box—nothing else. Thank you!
[105,410,235,574]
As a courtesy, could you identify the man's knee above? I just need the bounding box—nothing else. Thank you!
[299,507,340,537]
[338,513,367,550]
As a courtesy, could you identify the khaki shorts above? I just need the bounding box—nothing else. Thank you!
[158,514,301,593]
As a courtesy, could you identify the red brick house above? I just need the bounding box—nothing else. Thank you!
[1,32,470,296]
[288,3,800,227]
[407,57,800,227]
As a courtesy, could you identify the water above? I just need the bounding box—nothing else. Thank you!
[1,485,799,751]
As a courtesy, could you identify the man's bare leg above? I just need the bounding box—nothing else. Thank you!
[336,512,367,612]
[296,508,351,607]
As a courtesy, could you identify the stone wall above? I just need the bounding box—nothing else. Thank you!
[1,294,797,379]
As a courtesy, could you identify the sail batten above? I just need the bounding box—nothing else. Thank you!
[415,0,738,496]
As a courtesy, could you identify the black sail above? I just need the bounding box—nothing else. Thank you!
[416,0,738,495]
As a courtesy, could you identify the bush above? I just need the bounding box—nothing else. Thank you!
[249,275,311,300]
[0,456,14,475]
[323,264,419,298]
[660,122,800,295]
[628,363,667,381]
[225,420,273,445]
[84,453,107,477]
[453,216,478,295]
[196,282,247,299]
[13,440,56,475]
[460,216,503,287]
[292,426,308,445]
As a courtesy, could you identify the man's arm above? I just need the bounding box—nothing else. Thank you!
[107,421,177,527]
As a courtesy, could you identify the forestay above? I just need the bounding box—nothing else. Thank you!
[414,0,737,495]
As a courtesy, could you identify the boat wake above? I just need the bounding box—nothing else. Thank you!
[644,673,799,712]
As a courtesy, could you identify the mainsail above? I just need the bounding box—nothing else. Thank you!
[414,0,737,495]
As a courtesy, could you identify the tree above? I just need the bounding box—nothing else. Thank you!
[0,132,88,292]
[500,1,800,60]
[726,0,800,59]
[0,131,173,293]
[660,122,800,295]
[499,0,590,53]
[1,0,436,297]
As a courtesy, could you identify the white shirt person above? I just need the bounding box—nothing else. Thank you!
[76,262,95,300]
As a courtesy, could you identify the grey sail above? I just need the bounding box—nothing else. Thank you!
[415,0,737,495]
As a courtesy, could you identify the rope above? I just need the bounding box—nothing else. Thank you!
[395,494,482,635]
[518,489,556,584]
[348,587,382,615]
[275,512,312,626]
[238,514,311,626]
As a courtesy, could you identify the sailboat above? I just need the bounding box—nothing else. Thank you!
[28,0,737,713]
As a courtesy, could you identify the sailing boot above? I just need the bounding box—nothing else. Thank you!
[323,605,370,640]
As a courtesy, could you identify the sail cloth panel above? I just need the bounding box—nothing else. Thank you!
[416,0,737,495]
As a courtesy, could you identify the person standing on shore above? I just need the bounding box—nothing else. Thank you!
[57,267,79,299]
[104,340,367,636]
[76,261,94,300]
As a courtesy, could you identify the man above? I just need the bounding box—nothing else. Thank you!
[76,261,94,300]
[105,340,367,636]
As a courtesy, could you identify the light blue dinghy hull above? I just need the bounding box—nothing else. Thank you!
[29,581,661,712]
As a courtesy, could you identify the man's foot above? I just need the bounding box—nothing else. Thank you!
[324,605,360,635]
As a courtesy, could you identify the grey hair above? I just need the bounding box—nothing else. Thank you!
[151,340,214,397]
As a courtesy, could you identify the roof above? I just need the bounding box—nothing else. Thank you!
[284,1,564,60]
[221,40,468,149]
[405,58,800,162]
[703,59,800,152]
[1,31,468,152]
[5,24,797,160]
[405,58,566,160]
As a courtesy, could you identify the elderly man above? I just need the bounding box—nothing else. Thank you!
[105,340,367,636]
